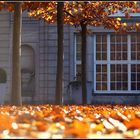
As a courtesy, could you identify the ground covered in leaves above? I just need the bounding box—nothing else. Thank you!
[1,104,140,138]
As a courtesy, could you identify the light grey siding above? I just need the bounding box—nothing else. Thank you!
[0,11,11,103]
[0,11,81,104]
[43,24,72,103]
[87,35,93,83]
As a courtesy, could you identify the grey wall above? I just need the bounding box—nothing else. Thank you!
[0,11,11,103]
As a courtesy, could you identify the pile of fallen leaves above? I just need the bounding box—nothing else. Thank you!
[0,104,140,138]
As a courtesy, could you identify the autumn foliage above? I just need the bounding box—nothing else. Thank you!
[0,105,140,138]
[24,1,140,32]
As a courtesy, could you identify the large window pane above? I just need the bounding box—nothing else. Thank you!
[95,33,140,93]
[96,64,107,90]
[75,34,81,80]
[110,34,127,60]
[131,33,140,61]
[131,64,140,90]
[111,64,128,90]
[76,34,81,61]
[96,34,107,61]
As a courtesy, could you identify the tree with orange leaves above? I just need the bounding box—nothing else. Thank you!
[64,1,140,104]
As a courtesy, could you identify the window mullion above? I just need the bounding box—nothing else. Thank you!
[107,34,110,92]
[128,34,131,91]
[94,35,96,92]
[74,34,77,77]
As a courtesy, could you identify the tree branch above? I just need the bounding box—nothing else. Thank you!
[64,10,75,18]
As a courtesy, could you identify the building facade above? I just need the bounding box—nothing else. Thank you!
[0,10,140,105]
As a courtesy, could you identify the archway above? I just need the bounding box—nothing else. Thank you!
[21,45,35,103]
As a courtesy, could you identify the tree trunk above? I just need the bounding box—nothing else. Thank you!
[55,2,64,105]
[11,2,22,106]
[81,23,87,104]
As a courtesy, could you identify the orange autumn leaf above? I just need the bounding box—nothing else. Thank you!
[124,119,140,129]
[34,121,47,131]
[91,123,104,132]
[0,114,15,131]
[64,120,90,138]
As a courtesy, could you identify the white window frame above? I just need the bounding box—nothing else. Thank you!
[94,33,140,94]
[75,32,140,94]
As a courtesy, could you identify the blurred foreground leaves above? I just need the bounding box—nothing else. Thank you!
[0,104,140,138]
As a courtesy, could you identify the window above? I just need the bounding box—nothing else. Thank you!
[110,64,128,90]
[96,64,107,90]
[131,64,140,90]
[94,33,140,93]
[95,34,107,91]
[131,33,140,90]
[75,33,140,93]
[110,35,128,91]
[75,34,81,81]
[110,35,127,60]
